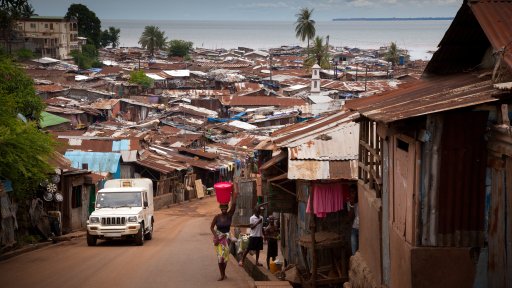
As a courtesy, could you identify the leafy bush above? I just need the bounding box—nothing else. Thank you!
[168,40,193,57]
[16,48,34,60]
[129,70,153,88]
[70,45,101,69]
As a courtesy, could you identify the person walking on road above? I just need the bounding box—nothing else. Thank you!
[239,204,265,267]
[264,216,279,269]
[210,192,238,281]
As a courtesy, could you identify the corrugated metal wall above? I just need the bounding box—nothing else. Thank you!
[232,179,255,226]
[437,111,488,247]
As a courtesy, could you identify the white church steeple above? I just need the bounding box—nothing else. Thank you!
[311,64,321,94]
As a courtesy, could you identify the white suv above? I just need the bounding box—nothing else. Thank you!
[87,179,154,246]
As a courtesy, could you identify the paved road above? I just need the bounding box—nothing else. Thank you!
[0,197,254,288]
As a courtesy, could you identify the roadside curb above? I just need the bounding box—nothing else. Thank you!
[239,253,280,282]
[0,230,86,262]
[0,242,53,261]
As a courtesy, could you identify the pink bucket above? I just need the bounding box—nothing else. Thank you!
[214,182,233,204]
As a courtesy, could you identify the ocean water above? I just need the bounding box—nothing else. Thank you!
[101,19,451,60]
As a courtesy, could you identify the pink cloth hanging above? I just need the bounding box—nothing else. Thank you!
[306,182,346,218]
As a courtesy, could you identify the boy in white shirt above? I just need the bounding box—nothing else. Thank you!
[239,205,265,267]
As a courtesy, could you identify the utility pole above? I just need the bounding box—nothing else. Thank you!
[365,64,368,91]
[268,52,273,82]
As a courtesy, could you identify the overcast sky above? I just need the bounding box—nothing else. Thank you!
[30,0,463,21]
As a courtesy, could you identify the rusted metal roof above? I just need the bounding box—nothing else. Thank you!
[425,0,512,75]
[89,99,120,110]
[287,158,358,180]
[45,105,84,115]
[178,147,218,160]
[259,151,286,170]
[287,121,359,161]
[137,153,187,174]
[470,0,512,71]
[344,73,505,123]
[35,84,68,93]
[220,96,306,107]
[272,110,360,146]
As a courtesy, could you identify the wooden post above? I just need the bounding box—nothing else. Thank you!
[310,183,317,288]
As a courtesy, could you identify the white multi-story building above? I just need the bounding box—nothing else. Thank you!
[14,16,82,59]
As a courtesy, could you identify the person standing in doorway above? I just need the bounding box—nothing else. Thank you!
[264,216,279,269]
[239,205,265,267]
[348,184,359,255]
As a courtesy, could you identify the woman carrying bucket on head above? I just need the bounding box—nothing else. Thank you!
[210,182,237,281]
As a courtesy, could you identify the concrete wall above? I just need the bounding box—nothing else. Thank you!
[358,184,382,285]
[154,193,174,210]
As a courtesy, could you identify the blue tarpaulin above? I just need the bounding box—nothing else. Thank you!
[64,151,121,174]
[207,112,247,123]
[112,139,130,151]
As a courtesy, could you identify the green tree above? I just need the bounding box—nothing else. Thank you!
[129,70,153,88]
[304,36,331,70]
[0,55,55,199]
[385,42,400,67]
[108,26,120,48]
[65,4,101,48]
[0,0,36,52]
[100,26,121,48]
[16,47,33,60]
[138,25,167,56]
[70,44,101,69]
[19,1,36,18]
[168,39,193,57]
[295,8,316,51]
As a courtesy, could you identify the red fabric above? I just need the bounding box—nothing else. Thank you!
[306,182,346,218]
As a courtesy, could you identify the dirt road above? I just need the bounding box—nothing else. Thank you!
[0,196,253,288]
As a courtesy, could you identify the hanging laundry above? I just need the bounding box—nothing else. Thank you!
[306,182,347,218]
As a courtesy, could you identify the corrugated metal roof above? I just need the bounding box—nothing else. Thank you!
[220,96,306,107]
[164,70,190,77]
[287,158,358,180]
[470,0,512,71]
[45,106,84,115]
[137,153,187,174]
[177,147,218,160]
[40,111,70,128]
[272,110,360,146]
[287,122,359,161]
[344,73,503,123]
[35,84,68,93]
[89,99,120,110]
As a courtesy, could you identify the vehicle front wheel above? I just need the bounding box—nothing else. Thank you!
[87,233,97,246]
[144,219,154,240]
[135,225,144,246]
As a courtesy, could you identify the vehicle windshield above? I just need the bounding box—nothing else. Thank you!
[96,192,142,208]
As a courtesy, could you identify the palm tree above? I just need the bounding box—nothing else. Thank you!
[295,8,316,51]
[108,26,120,48]
[304,36,331,70]
[20,2,36,18]
[138,25,167,56]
